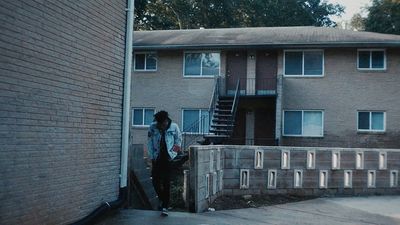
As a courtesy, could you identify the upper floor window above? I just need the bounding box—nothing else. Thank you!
[182,109,209,133]
[184,52,220,77]
[284,50,324,76]
[357,49,386,70]
[283,110,324,137]
[132,108,154,126]
[134,52,157,71]
[358,111,385,132]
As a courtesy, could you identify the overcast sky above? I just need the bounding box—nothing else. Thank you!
[330,0,372,21]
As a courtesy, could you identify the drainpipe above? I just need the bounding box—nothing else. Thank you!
[120,0,134,192]
[71,0,134,224]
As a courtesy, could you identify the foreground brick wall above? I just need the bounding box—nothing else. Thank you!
[0,1,126,224]
[189,145,400,213]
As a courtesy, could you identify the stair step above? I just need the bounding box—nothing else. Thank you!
[215,109,231,113]
[219,96,234,100]
[215,105,232,110]
[211,124,234,128]
[204,134,230,138]
[213,114,233,118]
[210,129,231,134]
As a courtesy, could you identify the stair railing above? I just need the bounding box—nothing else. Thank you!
[208,76,220,130]
[182,114,210,150]
[229,79,241,136]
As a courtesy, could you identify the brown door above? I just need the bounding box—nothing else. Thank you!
[256,51,277,94]
[226,51,247,95]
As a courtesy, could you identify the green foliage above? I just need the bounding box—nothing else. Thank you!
[364,0,400,34]
[350,13,366,31]
[134,0,344,30]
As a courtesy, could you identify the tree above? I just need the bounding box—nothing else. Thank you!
[134,0,344,30]
[364,0,400,34]
[350,13,366,31]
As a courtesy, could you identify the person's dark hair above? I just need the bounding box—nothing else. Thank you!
[154,110,169,123]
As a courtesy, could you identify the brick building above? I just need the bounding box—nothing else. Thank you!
[131,27,400,149]
[0,1,131,224]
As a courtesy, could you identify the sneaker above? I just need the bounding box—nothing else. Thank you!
[161,208,168,217]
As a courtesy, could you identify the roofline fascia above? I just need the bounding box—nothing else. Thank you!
[132,42,400,50]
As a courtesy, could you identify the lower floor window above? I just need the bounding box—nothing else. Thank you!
[358,111,385,131]
[132,108,154,126]
[283,110,323,136]
[182,109,209,133]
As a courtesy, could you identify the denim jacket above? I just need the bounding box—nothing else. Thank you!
[147,121,182,160]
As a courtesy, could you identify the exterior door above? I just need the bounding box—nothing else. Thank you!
[226,51,247,95]
[256,51,277,95]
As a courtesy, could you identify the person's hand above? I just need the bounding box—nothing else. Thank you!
[173,144,181,152]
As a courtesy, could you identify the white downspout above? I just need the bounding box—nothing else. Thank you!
[120,0,134,188]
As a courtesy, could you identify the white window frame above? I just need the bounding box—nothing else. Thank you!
[133,52,157,71]
[282,110,324,137]
[183,51,221,77]
[132,107,155,127]
[181,108,210,134]
[357,49,386,71]
[357,111,386,132]
[283,49,325,77]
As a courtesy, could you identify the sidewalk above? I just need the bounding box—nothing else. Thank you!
[97,196,400,225]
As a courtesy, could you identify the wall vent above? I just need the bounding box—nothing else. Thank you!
[294,169,303,188]
[254,150,264,169]
[240,169,250,189]
[319,170,328,189]
[268,169,277,189]
[307,151,316,169]
[344,170,353,188]
[332,151,341,170]
[281,150,290,169]
[356,152,364,170]
[367,170,376,188]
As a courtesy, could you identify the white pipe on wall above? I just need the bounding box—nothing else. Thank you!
[120,0,134,188]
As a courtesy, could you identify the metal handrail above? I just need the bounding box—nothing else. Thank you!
[228,79,241,136]
[182,114,210,150]
[231,79,240,115]
[208,76,220,130]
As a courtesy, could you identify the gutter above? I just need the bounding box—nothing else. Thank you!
[71,0,134,224]
[132,42,400,50]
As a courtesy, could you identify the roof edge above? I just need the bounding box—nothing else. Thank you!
[133,42,400,50]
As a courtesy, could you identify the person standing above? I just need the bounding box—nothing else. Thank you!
[147,111,182,216]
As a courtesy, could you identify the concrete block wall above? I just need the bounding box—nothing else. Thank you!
[0,1,126,224]
[188,146,224,212]
[189,145,400,212]
[128,145,158,209]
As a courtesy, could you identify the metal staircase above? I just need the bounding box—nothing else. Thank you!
[181,77,240,149]
[203,78,240,144]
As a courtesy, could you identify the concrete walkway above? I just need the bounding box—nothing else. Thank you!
[97,196,400,225]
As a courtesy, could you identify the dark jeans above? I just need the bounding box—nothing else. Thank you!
[152,159,171,209]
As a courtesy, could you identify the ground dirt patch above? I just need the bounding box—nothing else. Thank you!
[209,195,317,210]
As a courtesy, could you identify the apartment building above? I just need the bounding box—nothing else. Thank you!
[131,27,400,149]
